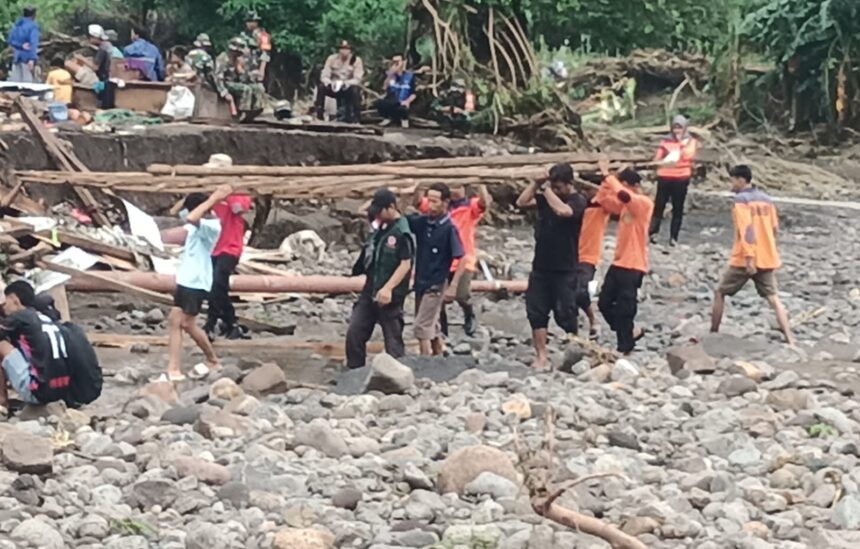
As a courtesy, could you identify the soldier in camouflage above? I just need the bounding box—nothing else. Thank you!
[186,33,216,89]
[433,77,476,136]
[240,11,272,83]
[214,36,265,120]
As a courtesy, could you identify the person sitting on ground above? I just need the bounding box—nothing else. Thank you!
[711,165,795,345]
[104,30,124,58]
[165,46,195,85]
[0,281,71,414]
[163,184,233,381]
[375,55,416,128]
[433,77,476,136]
[46,55,73,105]
[596,160,653,354]
[516,163,588,369]
[7,6,40,84]
[186,33,216,88]
[315,40,364,123]
[123,26,166,81]
[214,37,265,119]
[409,183,465,356]
[345,189,414,369]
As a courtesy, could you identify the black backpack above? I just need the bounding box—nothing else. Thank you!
[61,322,102,408]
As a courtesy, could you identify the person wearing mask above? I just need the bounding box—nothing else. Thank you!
[0,281,70,414]
[649,114,699,245]
[83,24,116,109]
[575,181,611,340]
[409,183,465,355]
[375,55,416,128]
[45,56,73,105]
[6,6,40,84]
[346,189,414,369]
[711,165,795,345]
[163,185,232,381]
[596,160,654,354]
[123,27,165,81]
[199,155,253,341]
[516,163,588,370]
[315,40,364,123]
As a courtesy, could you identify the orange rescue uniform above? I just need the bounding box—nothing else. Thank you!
[655,137,698,181]
[596,175,654,273]
[578,203,610,267]
[729,188,781,270]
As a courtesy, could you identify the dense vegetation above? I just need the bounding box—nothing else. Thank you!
[3,0,859,129]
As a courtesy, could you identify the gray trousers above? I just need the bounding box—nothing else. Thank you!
[8,62,35,84]
[345,292,406,369]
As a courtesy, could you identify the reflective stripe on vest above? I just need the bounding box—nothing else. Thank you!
[656,138,698,180]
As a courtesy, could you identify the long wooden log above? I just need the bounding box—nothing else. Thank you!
[65,272,529,294]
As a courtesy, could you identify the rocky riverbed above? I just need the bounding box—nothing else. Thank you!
[0,192,858,549]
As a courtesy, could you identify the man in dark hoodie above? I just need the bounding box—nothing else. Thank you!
[6,6,40,84]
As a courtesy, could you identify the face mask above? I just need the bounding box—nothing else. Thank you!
[179,208,189,221]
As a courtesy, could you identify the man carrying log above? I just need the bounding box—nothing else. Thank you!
[517,164,587,369]
[164,184,233,381]
[711,165,795,345]
[596,161,653,354]
[346,189,414,369]
[576,180,611,340]
[201,155,253,342]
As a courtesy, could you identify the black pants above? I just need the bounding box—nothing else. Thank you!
[315,84,361,122]
[598,266,644,353]
[98,80,117,109]
[205,254,239,331]
[574,262,596,312]
[376,98,409,122]
[525,270,578,335]
[649,179,689,241]
[345,292,406,369]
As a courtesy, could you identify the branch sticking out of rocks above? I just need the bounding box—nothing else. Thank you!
[515,406,649,549]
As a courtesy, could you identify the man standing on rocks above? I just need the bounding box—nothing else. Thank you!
[517,163,587,369]
[409,183,465,355]
[711,165,795,345]
[165,185,233,381]
[596,161,653,354]
[202,155,253,341]
[576,181,611,340]
[346,189,414,368]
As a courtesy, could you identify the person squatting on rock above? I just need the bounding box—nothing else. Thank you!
[408,184,465,356]
[576,177,611,340]
[200,155,253,342]
[649,114,699,246]
[596,160,654,354]
[417,184,492,338]
[711,165,796,346]
[517,163,588,370]
[376,55,416,127]
[316,40,364,123]
[164,184,233,381]
[346,189,414,368]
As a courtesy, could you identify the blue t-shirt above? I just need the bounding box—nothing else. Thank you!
[408,213,464,295]
[176,218,221,291]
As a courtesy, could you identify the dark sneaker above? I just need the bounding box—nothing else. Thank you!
[225,326,250,340]
[463,313,477,337]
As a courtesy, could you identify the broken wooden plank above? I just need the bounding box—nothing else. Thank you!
[57,231,137,262]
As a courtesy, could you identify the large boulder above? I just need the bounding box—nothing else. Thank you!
[2,433,53,474]
[666,344,716,376]
[240,363,288,396]
[438,445,518,496]
[363,353,415,394]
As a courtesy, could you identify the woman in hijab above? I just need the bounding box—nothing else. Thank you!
[649,114,699,246]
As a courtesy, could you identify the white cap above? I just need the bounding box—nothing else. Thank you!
[88,24,106,39]
[203,153,234,169]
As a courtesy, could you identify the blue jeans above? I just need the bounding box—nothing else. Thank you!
[2,349,39,404]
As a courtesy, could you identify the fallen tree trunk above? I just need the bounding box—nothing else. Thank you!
[66,272,528,294]
[532,500,648,549]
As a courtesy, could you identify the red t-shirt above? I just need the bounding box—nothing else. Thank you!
[212,194,253,258]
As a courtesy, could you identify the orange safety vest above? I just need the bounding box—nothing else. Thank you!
[656,137,698,181]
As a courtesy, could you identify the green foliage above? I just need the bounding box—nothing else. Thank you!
[109,518,157,537]
[807,423,838,438]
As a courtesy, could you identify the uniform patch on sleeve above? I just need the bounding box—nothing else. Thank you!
[386,235,397,248]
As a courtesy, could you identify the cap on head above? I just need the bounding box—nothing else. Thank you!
[194,33,212,47]
[228,37,246,52]
[203,153,234,169]
[548,163,574,184]
[245,10,262,22]
[338,39,352,50]
[368,188,398,218]
[88,24,106,40]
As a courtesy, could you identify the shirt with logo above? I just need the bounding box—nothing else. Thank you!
[729,188,781,270]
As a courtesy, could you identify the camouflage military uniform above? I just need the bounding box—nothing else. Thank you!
[186,48,216,88]
[240,27,272,81]
[214,39,265,115]
[433,79,473,135]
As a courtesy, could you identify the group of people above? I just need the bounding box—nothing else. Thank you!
[346,117,796,370]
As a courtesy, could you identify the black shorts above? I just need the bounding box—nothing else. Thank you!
[525,270,578,333]
[174,285,208,316]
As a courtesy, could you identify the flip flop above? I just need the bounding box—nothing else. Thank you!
[189,363,210,380]
[153,373,187,383]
